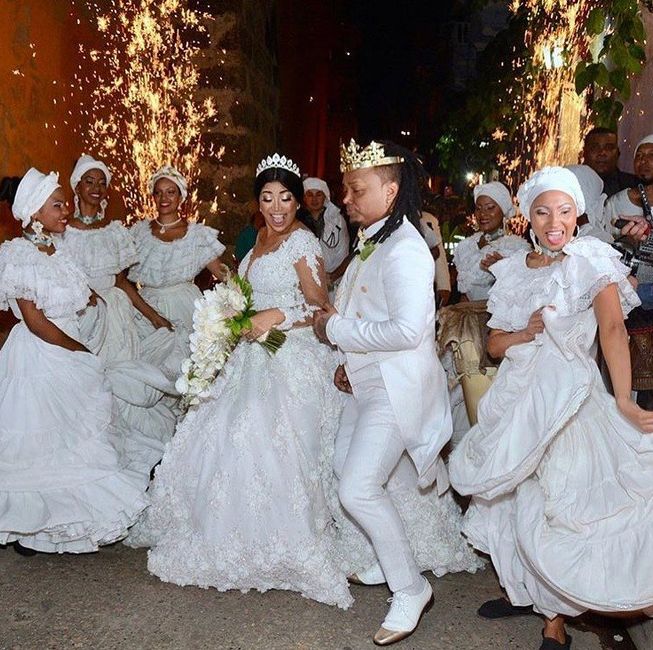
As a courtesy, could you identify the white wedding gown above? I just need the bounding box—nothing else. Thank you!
[128,228,353,608]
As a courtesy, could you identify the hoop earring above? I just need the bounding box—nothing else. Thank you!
[573,224,579,238]
[529,229,543,254]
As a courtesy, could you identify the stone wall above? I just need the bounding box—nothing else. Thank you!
[197,0,279,245]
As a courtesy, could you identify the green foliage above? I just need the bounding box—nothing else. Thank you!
[574,0,647,130]
[434,8,530,180]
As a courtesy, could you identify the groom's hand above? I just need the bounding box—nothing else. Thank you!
[313,305,337,344]
[334,364,352,394]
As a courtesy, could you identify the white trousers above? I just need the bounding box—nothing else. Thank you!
[334,364,421,593]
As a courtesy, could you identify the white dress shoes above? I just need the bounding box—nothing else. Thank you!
[348,562,386,586]
[373,576,434,646]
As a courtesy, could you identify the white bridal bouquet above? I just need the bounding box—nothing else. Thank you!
[175,274,286,410]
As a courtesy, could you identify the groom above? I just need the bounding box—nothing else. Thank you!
[314,139,452,646]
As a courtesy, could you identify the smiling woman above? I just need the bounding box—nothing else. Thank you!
[126,153,354,609]
[453,181,531,302]
[0,167,147,554]
[450,166,653,650]
[128,164,227,363]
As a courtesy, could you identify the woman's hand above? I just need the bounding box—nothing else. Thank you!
[523,307,546,341]
[618,215,650,244]
[616,397,653,433]
[244,309,283,341]
[480,251,504,272]
[148,312,174,331]
[334,364,352,394]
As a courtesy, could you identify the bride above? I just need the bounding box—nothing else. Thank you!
[129,154,352,608]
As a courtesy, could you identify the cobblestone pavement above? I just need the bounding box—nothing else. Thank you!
[0,543,634,650]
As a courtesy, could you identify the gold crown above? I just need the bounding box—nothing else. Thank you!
[339,139,404,173]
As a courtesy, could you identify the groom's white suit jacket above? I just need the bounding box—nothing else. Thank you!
[327,217,452,491]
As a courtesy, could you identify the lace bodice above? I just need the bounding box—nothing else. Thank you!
[453,232,531,301]
[0,238,90,319]
[129,220,226,288]
[238,228,323,330]
[487,236,640,332]
[57,221,137,290]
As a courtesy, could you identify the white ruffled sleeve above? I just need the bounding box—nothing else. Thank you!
[453,234,484,295]
[111,221,139,272]
[0,239,90,318]
[189,223,226,270]
[561,236,640,317]
[278,229,324,330]
[494,234,531,257]
[486,252,533,332]
[59,221,137,279]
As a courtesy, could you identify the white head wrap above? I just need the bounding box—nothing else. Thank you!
[148,165,188,203]
[517,166,585,221]
[473,181,515,218]
[69,154,112,192]
[302,177,331,202]
[635,134,653,156]
[12,168,61,228]
[565,164,606,226]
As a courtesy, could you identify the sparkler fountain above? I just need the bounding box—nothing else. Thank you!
[496,0,595,189]
[72,0,220,222]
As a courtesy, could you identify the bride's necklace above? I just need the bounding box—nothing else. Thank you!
[155,217,182,234]
[23,229,54,248]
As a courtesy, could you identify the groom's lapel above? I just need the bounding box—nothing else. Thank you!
[336,248,379,316]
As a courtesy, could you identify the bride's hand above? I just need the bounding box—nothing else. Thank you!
[244,309,282,341]
[616,397,653,433]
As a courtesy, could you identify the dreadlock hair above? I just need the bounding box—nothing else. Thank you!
[358,140,427,251]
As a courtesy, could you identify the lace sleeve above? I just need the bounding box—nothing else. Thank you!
[278,229,326,331]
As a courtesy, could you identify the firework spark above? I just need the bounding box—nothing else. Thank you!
[72,0,219,221]
[501,1,593,190]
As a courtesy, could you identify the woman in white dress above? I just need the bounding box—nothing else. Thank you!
[128,165,226,358]
[453,181,530,301]
[129,155,352,608]
[58,155,180,477]
[449,167,653,649]
[0,168,147,554]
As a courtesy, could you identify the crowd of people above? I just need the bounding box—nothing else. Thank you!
[1,128,653,650]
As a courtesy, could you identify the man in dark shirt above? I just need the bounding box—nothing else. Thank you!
[582,126,638,197]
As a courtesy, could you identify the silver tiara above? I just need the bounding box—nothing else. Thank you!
[255,153,300,178]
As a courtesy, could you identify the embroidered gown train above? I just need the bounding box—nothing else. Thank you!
[128,228,353,608]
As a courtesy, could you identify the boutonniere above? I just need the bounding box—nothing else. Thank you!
[357,230,377,261]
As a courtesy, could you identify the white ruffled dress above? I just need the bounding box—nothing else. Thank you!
[0,238,147,552]
[58,221,141,361]
[449,237,653,618]
[57,222,179,476]
[128,229,353,608]
[128,220,226,356]
[453,232,531,301]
